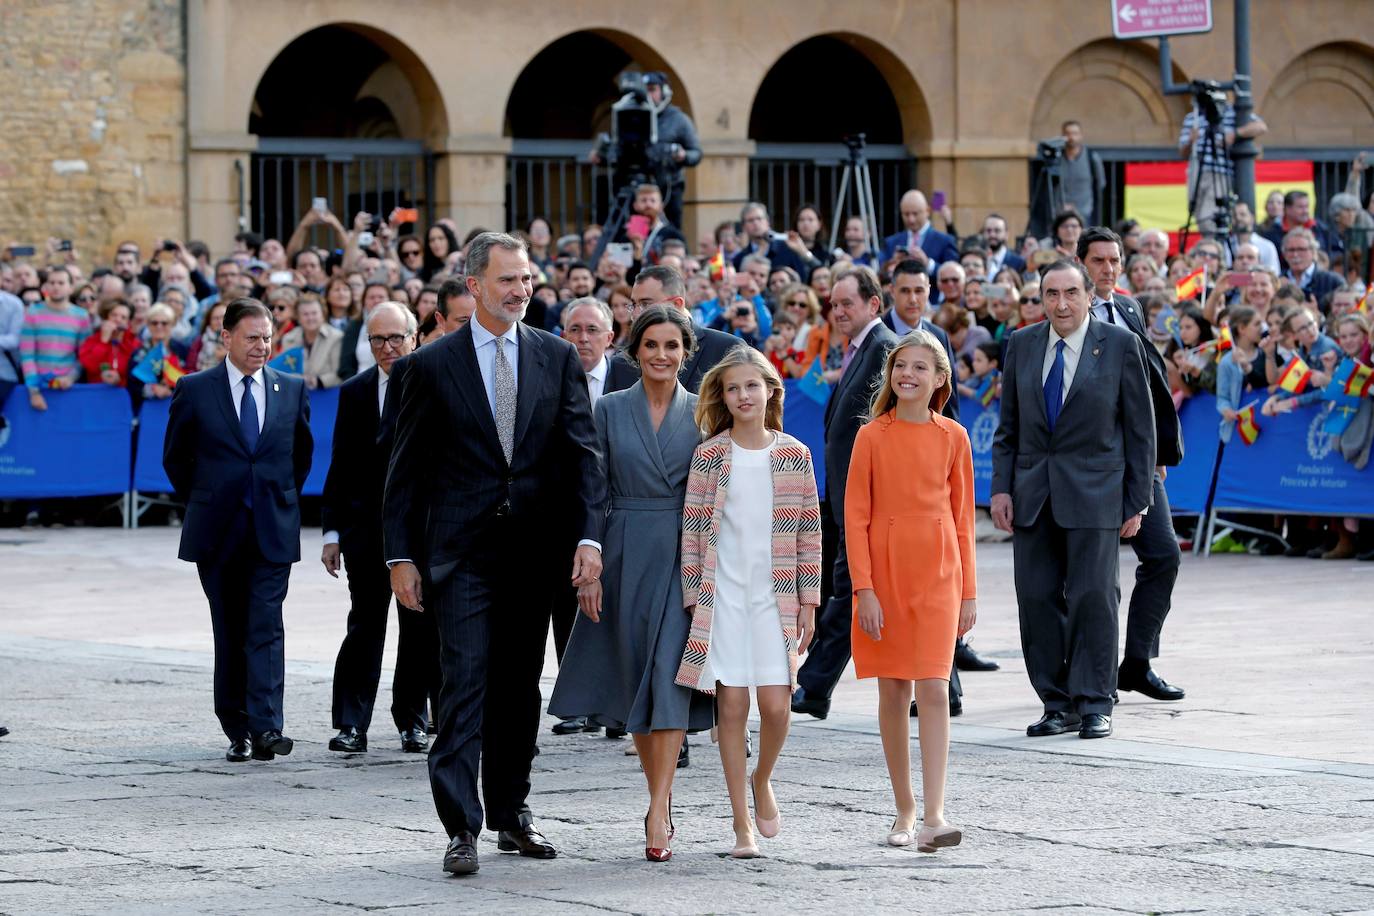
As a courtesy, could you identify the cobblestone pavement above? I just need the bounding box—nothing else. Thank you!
[1,528,1372,914]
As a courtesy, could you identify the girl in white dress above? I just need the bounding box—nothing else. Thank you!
[677,347,822,858]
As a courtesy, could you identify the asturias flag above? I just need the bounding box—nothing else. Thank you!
[797,356,831,406]
[269,347,306,375]
[131,343,166,385]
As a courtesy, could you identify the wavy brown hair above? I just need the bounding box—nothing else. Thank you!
[695,344,785,437]
[868,329,953,420]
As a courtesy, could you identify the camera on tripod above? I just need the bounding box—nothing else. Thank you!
[598,72,680,194]
[1191,79,1229,128]
[1037,137,1067,162]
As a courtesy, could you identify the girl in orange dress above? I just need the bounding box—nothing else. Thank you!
[846,328,977,853]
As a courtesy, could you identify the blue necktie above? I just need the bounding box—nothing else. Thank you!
[1044,339,1066,433]
[239,376,258,507]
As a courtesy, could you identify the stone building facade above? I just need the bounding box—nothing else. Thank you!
[3,0,1373,265]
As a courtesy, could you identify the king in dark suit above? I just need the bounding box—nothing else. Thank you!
[1078,228,1187,702]
[792,266,899,719]
[383,234,607,876]
[163,298,313,763]
[322,302,440,755]
[991,260,1155,741]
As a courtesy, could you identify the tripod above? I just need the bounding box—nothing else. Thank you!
[827,135,882,260]
[1027,156,1065,241]
[1180,111,1234,253]
[588,176,643,275]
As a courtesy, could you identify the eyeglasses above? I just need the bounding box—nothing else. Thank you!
[147,320,171,326]
[1025,297,1042,305]
[368,333,411,349]
[77,294,97,303]
[938,277,961,284]
[273,305,291,313]
[401,248,422,258]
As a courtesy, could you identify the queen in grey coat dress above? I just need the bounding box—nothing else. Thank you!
[549,381,714,734]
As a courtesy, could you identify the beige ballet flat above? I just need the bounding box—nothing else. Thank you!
[886,817,917,847]
[916,823,963,853]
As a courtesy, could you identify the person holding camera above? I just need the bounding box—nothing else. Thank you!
[1178,97,1267,237]
[732,203,809,279]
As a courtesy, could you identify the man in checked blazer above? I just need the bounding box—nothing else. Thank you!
[792,266,898,720]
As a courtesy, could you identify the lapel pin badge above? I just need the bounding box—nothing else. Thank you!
[273,383,280,392]
[1092,348,1101,356]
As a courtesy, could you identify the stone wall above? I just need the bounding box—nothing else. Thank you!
[0,0,185,269]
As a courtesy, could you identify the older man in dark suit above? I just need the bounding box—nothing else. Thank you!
[792,266,899,720]
[384,232,606,876]
[991,260,1154,740]
[323,302,439,756]
[1078,227,1186,702]
[163,298,313,762]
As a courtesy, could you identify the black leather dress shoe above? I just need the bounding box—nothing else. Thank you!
[0,725,10,739]
[1078,713,1113,739]
[1026,711,1081,737]
[497,822,557,859]
[251,730,294,760]
[604,726,628,739]
[954,641,1000,672]
[328,726,367,753]
[790,687,830,720]
[552,716,599,735]
[677,738,690,769]
[400,728,429,753]
[225,738,251,762]
[1118,664,1186,701]
[443,831,479,875]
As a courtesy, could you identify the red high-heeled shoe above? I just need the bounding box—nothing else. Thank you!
[644,814,672,862]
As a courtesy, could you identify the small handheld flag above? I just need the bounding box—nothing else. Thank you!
[797,357,830,406]
[1276,355,1312,394]
[1175,266,1205,301]
[975,371,999,408]
[162,361,185,387]
[131,343,167,385]
[1345,361,1374,398]
[1324,399,1361,437]
[1235,404,1260,445]
[269,346,306,375]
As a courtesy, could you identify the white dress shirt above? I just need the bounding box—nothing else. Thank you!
[1090,295,1117,326]
[848,316,884,356]
[585,353,609,406]
[225,360,266,433]
[1042,316,1091,393]
[469,317,520,418]
[889,310,919,336]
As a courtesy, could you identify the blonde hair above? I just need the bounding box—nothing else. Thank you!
[868,329,953,420]
[695,345,785,437]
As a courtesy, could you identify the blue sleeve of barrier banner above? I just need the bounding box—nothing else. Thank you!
[133,397,174,493]
[302,386,340,497]
[1213,399,1374,515]
[781,380,826,496]
[1163,393,1223,515]
[0,384,133,498]
[958,395,998,507]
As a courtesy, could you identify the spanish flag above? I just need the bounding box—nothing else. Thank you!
[1175,266,1205,302]
[1216,326,1232,354]
[1276,355,1313,394]
[707,250,727,281]
[1357,283,1372,314]
[1236,404,1260,445]
[1344,360,1374,398]
[163,362,186,387]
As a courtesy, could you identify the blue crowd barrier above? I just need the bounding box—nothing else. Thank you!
[958,396,998,506]
[133,397,173,492]
[780,380,826,495]
[302,387,339,497]
[1212,399,1374,516]
[0,384,133,498]
[1164,393,1224,515]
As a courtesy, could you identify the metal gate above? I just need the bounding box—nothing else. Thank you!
[749,143,916,241]
[249,138,434,246]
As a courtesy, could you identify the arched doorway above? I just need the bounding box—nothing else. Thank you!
[503,30,691,237]
[1261,42,1374,220]
[249,24,447,244]
[747,34,924,241]
[1029,39,1189,231]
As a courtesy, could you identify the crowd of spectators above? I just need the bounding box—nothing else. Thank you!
[3,148,1372,549]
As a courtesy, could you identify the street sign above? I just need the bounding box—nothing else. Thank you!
[1111,0,1213,40]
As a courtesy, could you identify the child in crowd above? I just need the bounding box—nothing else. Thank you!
[763,311,805,378]
[846,329,976,853]
[677,347,822,859]
[957,341,1001,402]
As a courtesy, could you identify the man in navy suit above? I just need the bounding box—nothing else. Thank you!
[879,190,960,275]
[163,298,313,762]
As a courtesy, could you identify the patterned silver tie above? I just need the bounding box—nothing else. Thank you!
[494,336,516,463]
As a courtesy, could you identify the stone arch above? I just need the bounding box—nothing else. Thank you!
[248,23,449,143]
[748,32,931,148]
[1031,40,1189,146]
[1262,42,1374,146]
[504,28,693,138]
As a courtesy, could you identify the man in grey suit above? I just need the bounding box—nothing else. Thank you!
[990,260,1154,740]
[793,266,899,719]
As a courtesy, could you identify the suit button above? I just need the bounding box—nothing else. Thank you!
[507,476,515,485]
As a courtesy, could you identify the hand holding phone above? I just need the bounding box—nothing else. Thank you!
[312,197,329,214]
[930,191,946,211]
[626,215,651,241]
[1225,271,1252,288]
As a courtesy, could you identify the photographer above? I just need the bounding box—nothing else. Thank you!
[592,72,700,230]
[1178,91,1267,236]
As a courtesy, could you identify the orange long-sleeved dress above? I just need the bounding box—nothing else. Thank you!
[846,411,977,681]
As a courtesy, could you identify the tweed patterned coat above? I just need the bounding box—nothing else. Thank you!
[676,430,823,692]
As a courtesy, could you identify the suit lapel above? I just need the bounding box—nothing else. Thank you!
[440,324,504,460]
[680,323,710,388]
[1061,319,1107,413]
[210,362,251,455]
[629,382,671,486]
[1021,322,1051,429]
[256,367,286,455]
[365,367,381,427]
[513,323,546,450]
[1111,293,1145,337]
